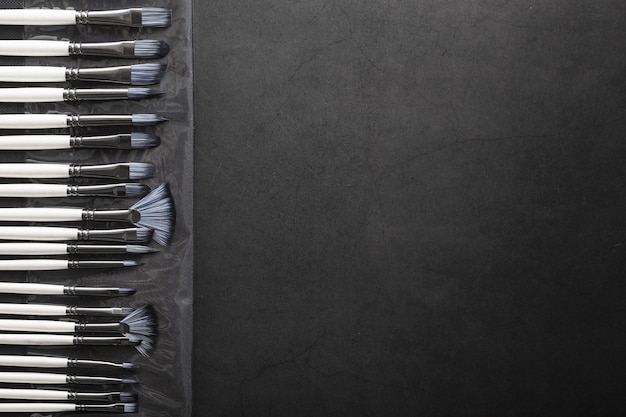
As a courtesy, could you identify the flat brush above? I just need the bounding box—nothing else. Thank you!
[0,303,134,317]
[0,334,152,357]
[0,372,136,385]
[0,282,136,296]
[0,226,153,243]
[0,355,136,370]
[0,87,163,102]
[0,7,171,28]
[0,388,136,402]
[0,402,137,413]
[0,39,169,58]
[0,133,160,151]
[0,162,154,180]
[0,183,150,198]
[0,259,141,271]
[0,243,156,256]
[0,184,174,246]
[0,63,166,85]
[0,113,167,129]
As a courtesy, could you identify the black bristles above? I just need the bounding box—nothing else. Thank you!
[130,183,175,246]
[126,244,159,254]
[128,163,155,180]
[131,113,168,126]
[130,63,167,86]
[135,227,155,243]
[133,40,170,59]
[127,87,164,100]
[141,8,172,28]
[130,132,160,149]
[118,288,136,296]
[124,183,151,198]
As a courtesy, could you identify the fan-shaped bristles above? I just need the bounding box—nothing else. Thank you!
[126,244,159,254]
[128,163,155,180]
[133,40,169,59]
[118,288,136,296]
[130,132,160,149]
[130,183,175,246]
[123,403,138,413]
[134,227,154,244]
[128,334,154,357]
[124,183,151,198]
[121,305,157,338]
[130,64,166,86]
[141,8,172,28]
[119,392,138,403]
[131,113,168,126]
[127,87,164,100]
[120,307,135,317]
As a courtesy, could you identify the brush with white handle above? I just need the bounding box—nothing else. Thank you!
[0,162,154,180]
[0,182,150,198]
[0,39,169,58]
[0,371,136,385]
[0,132,160,151]
[0,113,167,129]
[0,282,137,296]
[0,302,133,317]
[0,226,152,243]
[0,354,136,370]
[0,87,163,102]
[0,243,156,256]
[0,334,152,357]
[0,7,171,27]
[0,402,137,413]
[0,388,136,402]
[0,259,141,271]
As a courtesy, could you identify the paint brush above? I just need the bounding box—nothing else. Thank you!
[0,243,156,256]
[0,402,137,413]
[0,302,135,317]
[0,113,167,129]
[0,282,137,296]
[0,372,136,385]
[0,355,136,371]
[0,162,154,180]
[0,63,166,85]
[0,133,160,151]
[0,7,171,28]
[0,183,150,198]
[0,87,163,102]
[0,259,141,271]
[0,226,153,243]
[0,39,169,58]
[0,335,152,357]
[0,388,136,402]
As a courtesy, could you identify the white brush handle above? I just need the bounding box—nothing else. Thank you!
[0,40,70,57]
[0,243,68,255]
[0,259,68,271]
[0,355,68,368]
[0,184,68,197]
[0,281,65,293]
[0,9,77,25]
[0,403,75,413]
[0,319,75,333]
[0,303,67,316]
[0,66,66,83]
[0,164,70,178]
[0,371,69,383]
[0,88,64,103]
[0,135,70,150]
[0,114,68,129]
[0,226,78,241]
[0,388,68,401]
[0,208,82,222]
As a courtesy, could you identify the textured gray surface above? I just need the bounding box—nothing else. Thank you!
[194,1,626,416]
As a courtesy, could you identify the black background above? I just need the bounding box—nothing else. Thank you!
[193,1,626,416]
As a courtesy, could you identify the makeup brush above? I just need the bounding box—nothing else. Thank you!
[0,388,136,402]
[0,334,153,357]
[0,402,137,413]
[0,87,164,102]
[0,226,153,243]
[0,243,157,256]
[0,133,160,151]
[0,355,137,370]
[0,7,172,28]
[0,113,167,129]
[0,282,137,296]
[0,303,135,317]
[0,39,169,58]
[0,183,150,198]
[0,162,154,180]
[0,63,166,85]
[0,184,175,246]
[0,259,141,271]
[0,372,136,385]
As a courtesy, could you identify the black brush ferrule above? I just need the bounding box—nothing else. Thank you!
[67,307,126,316]
[67,114,134,128]
[70,164,130,180]
[71,134,133,149]
[63,88,130,102]
[69,359,128,370]
[86,228,141,242]
[77,9,143,27]
[68,184,129,197]
[69,41,137,58]
[67,244,129,255]
[74,335,136,346]
[69,66,132,84]
[68,260,130,269]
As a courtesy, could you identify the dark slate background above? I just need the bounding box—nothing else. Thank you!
[193,1,626,416]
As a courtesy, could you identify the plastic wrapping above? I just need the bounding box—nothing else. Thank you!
[0,0,193,416]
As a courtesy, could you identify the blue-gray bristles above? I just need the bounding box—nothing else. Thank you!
[122,362,138,370]
[135,227,154,243]
[120,307,135,317]
[118,288,137,296]
[124,183,151,198]
[130,132,160,149]
[131,113,168,126]
[122,306,157,357]
[121,378,138,385]
[127,87,164,100]
[122,260,143,267]
[133,40,170,59]
[126,244,159,254]
[130,63,166,86]
[130,183,175,246]
[119,392,138,403]
[128,163,155,180]
[141,8,172,28]
[124,403,138,413]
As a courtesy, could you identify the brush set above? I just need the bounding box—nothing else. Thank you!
[0,2,179,415]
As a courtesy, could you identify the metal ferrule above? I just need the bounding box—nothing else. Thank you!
[74,336,136,347]
[64,285,125,296]
[76,322,125,333]
[67,244,129,255]
[67,306,127,316]
[67,184,130,197]
[72,391,124,402]
[76,403,128,413]
[68,66,132,84]
[83,208,136,223]
[66,373,127,384]
[76,9,143,27]
[85,228,141,243]
[69,359,128,370]
[70,164,131,180]
[63,88,130,102]
[68,260,129,269]
[70,134,133,149]
[66,114,134,128]
[68,41,137,58]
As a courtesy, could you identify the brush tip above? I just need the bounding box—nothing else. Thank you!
[130,63,167,86]
[119,392,138,403]
[126,244,159,254]
[127,87,165,100]
[131,113,168,126]
[124,183,151,198]
[120,307,135,317]
[130,183,176,246]
[122,362,138,370]
[121,379,139,385]
[128,162,156,180]
[124,403,138,413]
[123,260,143,267]
[130,132,161,149]
[134,40,170,59]
[118,287,136,296]
[141,7,172,28]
